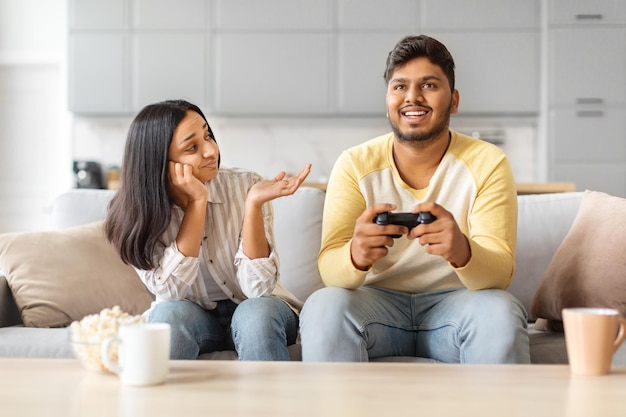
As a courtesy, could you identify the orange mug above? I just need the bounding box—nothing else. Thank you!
[562,308,626,376]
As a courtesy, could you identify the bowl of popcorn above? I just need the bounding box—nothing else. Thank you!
[69,306,144,373]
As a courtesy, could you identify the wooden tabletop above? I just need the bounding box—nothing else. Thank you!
[1,359,624,417]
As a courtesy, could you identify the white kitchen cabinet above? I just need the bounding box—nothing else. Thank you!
[337,33,405,115]
[214,0,332,31]
[421,0,540,30]
[132,34,207,110]
[549,28,626,107]
[69,0,210,114]
[549,0,626,25]
[426,32,540,114]
[214,34,332,115]
[550,109,626,162]
[417,0,540,115]
[547,0,626,197]
[68,0,127,30]
[132,0,208,30]
[68,34,129,114]
[337,0,416,31]
[68,0,544,116]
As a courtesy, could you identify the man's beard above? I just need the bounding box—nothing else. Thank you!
[389,105,452,144]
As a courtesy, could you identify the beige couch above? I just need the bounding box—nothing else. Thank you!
[1,187,625,364]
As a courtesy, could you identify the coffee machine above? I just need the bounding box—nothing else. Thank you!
[73,160,105,189]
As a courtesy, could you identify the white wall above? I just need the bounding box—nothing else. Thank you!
[72,114,537,186]
[0,0,73,233]
[72,115,394,184]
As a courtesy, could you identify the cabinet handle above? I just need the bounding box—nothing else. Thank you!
[576,110,604,118]
[576,98,604,105]
[575,14,603,21]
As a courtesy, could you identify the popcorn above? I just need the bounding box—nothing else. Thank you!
[70,306,144,372]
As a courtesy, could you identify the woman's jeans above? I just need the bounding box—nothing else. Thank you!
[149,297,298,360]
[299,286,530,363]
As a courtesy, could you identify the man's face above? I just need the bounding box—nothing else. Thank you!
[386,57,459,144]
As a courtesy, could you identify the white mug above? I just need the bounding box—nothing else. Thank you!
[101,323,171,386]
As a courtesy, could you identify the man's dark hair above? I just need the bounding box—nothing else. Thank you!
[384,35,456,91]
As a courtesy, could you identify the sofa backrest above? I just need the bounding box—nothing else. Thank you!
[272,187,326,302]
[49,188,586,315]
[51,188,116,229]
[49,187,326,303]
[510,192,583,318]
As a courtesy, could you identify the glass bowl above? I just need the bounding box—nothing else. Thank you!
[68,306,143,373]
[69,326,118,373]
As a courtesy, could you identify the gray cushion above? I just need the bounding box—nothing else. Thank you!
[0,327,73,358]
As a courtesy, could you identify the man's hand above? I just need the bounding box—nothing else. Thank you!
[350,203,407,271]
[407,202,471,268]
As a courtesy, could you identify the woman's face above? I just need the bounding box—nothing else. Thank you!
[168,110,219,183]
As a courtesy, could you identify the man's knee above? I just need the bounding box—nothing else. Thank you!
[301,286,354,319]
[474,290,528,326]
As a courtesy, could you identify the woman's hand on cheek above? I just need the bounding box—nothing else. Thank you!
[168,161,208,208]
[247,163,312,207]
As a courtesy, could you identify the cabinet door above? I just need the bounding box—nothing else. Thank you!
[337,33,405,115]
[215,34,332,115]
[132,0,207,30]
[337,0,415,31]
[215,0,332,31]
[133,34,207,111]
[550,109,626,162]
[552,162,626,198]
[428,32,540,114]
[68,34,129,114]
[549,28,626,107]
[68,0,127,30]
[421,0,540,30]
[549,0,626,25]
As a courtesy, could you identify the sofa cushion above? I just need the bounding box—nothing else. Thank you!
[530,190,626,328]
[0,221,153,328]
[0,327,74,358]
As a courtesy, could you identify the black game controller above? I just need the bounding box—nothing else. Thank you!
[374,212,437,238]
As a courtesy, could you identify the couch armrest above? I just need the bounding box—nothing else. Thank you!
[0,274,22,327]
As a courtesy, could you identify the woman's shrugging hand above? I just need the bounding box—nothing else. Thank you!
[247,163,312,206]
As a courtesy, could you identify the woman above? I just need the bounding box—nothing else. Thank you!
[106,99,311,360]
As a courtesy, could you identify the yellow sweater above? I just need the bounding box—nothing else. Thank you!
[318,129,517,293]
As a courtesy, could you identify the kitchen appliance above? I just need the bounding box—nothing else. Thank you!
[73,160,105,189]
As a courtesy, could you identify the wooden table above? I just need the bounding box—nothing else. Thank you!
[1,359,624,417]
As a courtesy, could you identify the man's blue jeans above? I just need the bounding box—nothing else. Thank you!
[149,297,298,360]
[299,286,530,363]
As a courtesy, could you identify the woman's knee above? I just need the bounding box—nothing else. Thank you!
[148,300,202,324]
[232,298,296,334]
[231,297,297,349]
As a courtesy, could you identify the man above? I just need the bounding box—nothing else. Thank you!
[299,35,530,363]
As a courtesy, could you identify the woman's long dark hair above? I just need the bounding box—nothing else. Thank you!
[105,100,215,270]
